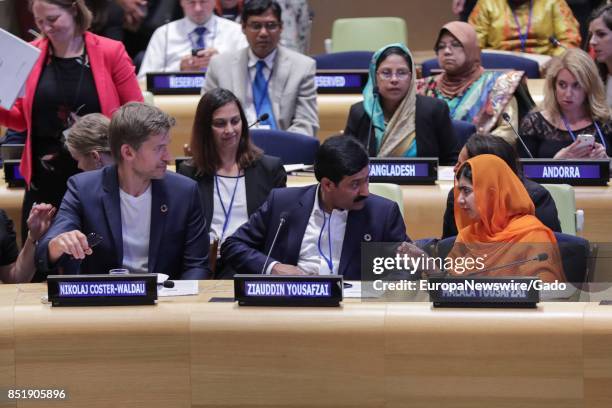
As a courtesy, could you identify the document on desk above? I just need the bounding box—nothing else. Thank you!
[158,280,199,297]
[343,281,362,298]
[0,28,41,110]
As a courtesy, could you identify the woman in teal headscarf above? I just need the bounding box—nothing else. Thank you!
[344,43,459,164]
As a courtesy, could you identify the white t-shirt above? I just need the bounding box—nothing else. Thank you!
[211,174,248,244]
[119,185,152,273]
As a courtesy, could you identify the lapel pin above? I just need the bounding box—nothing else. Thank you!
[160,204,168,213]
[363,233,372,242]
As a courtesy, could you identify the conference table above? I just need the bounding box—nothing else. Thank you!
[2,280,612,407]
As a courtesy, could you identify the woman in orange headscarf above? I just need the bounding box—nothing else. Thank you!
[448,154,565,282]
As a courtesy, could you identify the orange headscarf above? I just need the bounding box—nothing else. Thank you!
[435,21,485,98]
[449,155,564,282]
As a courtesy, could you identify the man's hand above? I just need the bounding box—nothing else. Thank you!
[119,0,147,31]
[271,263,310,275]
[27,203,56,242]
[48,230,92,263]
[179,48,219,71]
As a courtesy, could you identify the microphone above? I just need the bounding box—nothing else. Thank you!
[365,86,379,156]
[162,17,171,72]
[548,36,567,51]
[248,113,270,128]
[157,280,175,289]
[475,253,548,275]
[260,211,289,274]
[502,112,534,158]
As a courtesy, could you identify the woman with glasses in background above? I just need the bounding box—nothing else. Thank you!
[343,44,458,165]
[417,21,526,145]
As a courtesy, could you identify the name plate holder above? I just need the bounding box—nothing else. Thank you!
[315,69,368,94]
[47,274,158,307]
[369,157,438,185]
[234,274,343,307]
[428,277,539,308]
[146,71,205,95]
[521,158,610,186]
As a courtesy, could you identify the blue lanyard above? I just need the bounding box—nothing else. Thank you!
[214,173,240,241]
[511,0,533,52]
[317,212,333,273]
[560,114,607,149]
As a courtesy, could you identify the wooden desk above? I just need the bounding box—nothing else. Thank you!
[2,281,612,407]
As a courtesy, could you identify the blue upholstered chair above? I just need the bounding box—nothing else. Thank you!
[451,119,477,150]
[421,52,540,79]
[313,51,374,70]
[249,129,319,165]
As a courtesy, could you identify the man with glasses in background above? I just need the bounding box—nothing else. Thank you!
[138,0,247,79]
[203,0,318,136]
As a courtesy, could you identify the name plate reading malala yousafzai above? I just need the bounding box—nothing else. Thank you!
[47,274,158,306]
[234,275,343,307]
[520,159,609,186]
[368,158,438,185]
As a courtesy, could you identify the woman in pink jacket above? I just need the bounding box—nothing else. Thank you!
[0,0,143,249]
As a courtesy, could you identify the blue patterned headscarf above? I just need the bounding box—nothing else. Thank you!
[362,43,416,156]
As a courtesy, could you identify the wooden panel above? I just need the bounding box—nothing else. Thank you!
[584,303,612,408]
[190,302,387,407]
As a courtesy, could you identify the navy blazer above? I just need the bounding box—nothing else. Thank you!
[35,166,210,279]
[344,95,459,165]
[221,184,409,280]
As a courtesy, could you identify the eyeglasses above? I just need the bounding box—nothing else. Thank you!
[435,42,463,53]
[245,22,281,33]
[377,69,411,81]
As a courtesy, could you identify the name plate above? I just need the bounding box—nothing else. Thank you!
[234,275,343,307]
[146,72,205,95]
[521,159,609,186]
[47,274,158,306]
[3,159,25,188]
[369,157,438,185]
[428,277,539,308]
[315,69,368,94]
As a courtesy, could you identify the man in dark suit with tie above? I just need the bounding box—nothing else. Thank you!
[221,135,410,280]
[36,102,210,280]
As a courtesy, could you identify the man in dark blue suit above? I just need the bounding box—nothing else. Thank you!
[221,135,410,280]
[36,103,210,280]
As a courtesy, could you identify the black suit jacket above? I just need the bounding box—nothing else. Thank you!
[177,155,287,232]
[343,95,459,165]
[442,178,562,238]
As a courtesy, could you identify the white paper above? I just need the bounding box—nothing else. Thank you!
[343,281,363,298]
[158,280,199,297]
[0,28,41,109]
[438,166,455,181]
[284,163,313,173]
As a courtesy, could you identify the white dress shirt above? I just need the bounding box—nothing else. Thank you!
[267,185,348,275]
[244,48,278,126]
[138,15,247,79]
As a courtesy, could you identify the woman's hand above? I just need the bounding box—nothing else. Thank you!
[27,203,56,242]
[553,140,594,159]
[589,142,609,159]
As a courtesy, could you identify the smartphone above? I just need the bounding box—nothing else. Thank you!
[191,48,204,56]
[576,134,595,147]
